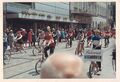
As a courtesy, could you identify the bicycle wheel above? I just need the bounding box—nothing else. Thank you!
[35,59,42,74]
[4,54,11,65]
[88,64,93,78]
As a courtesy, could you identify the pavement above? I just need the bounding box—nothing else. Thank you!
[3,38,116,79]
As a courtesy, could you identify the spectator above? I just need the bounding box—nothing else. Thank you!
[61,29,66,41]
[56,29,61,43]
[41,52,85,78]
[21,29,27,48]
[31,30,36,46]
[8,30,14,51]
[28,29,32,47]
[3,29,8,65]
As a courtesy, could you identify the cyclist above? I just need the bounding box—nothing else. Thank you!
[75,30,85,56]
[37,30,45,46]
[91,29,102,72]
[15,30,25,53]
[43,26,55,58]
[67,28,73,47]
[104,30,110,48]
[86,29,92,47]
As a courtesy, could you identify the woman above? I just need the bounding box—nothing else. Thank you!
[31,30,36,46]
[43,26,55,58]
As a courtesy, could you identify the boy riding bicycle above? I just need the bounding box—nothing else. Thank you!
[91,29,102,72]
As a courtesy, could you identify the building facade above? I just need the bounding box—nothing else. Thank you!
[70,2,114,29]
[4,2,75,35]
[3,2,115,33]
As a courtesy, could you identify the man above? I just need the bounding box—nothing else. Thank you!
[41,52,85,78]
[8,30,14,51]
[104,30,110,47]
[43,26,55,58]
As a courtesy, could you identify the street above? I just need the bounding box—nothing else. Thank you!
[3,38,116,79]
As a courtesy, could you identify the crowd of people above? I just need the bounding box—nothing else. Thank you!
[3,25,116,78]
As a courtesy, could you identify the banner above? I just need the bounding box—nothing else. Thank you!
[84,49,103,61]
